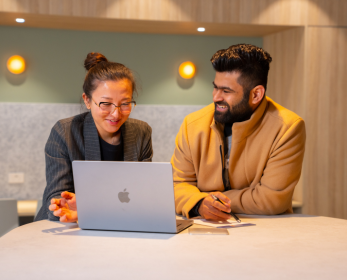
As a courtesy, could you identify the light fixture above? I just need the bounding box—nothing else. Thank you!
[7,55,26,74]
[197,27,205,32]
[179,61,196,79]
[16,18,25,23]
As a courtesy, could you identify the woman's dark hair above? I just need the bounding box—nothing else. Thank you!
[83,52,138,100]
[211,44,272,93]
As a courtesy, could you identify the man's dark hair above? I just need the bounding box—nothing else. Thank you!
[211,44,272,93]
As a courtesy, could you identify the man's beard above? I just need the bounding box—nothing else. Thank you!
[214,92,253,125]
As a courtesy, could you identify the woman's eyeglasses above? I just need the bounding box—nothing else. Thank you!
[92,99,136,115]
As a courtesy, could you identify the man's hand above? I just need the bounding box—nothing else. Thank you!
[198,192,232,221]
[49,191,78,223]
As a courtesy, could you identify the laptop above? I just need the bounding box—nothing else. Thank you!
[72,161,193,234]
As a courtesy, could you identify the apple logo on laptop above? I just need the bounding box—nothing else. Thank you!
[118,188,130,203]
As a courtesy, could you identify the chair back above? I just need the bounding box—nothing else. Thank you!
[0,199,19,237]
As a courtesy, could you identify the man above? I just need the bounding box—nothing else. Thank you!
[171,44,306,220]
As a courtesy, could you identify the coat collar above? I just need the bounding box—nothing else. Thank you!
[232,96,268,143]
[83,112,101,161]
[121,119,138,161]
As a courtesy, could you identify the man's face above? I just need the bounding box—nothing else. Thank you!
[213,71,253,124]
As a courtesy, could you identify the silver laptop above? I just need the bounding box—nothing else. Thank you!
[72,161,193,233]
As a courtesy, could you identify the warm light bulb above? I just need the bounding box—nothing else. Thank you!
[7,55,26,74]
[197,27,205,32]
[179,61,196,79]
[16,18,25,23]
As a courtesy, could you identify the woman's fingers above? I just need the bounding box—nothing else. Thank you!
[49,204,59,211]
[60,215,68,222]
[59,210,78,223]
[60,198,67,207]
[53,208,73,219]
[61,191,75,200]
[50,198,61,206]
[50,194,77,221]
[53,208,63,217]
[49,198,68,210]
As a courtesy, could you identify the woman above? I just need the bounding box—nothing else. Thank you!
[35,53,152,222]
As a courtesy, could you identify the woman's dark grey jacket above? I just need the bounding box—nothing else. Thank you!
[35,112,153,221]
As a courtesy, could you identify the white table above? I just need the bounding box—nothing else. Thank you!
[1,214,347,280]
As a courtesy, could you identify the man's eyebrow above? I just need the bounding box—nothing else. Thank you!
[212,81,235,92]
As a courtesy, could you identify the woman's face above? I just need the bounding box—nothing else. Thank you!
[83,79,133,139]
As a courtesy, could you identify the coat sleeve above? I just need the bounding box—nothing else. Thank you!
[171,117,208,218]
[35,122,74,221]
[225,118,306,215]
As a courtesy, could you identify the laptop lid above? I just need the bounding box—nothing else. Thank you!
[72,161,179,233]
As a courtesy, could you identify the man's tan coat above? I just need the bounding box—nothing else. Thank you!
[171,97,306,218]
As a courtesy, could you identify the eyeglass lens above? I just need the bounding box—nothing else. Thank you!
[99,103,135,114]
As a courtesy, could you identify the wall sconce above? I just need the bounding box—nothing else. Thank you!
[179,61,196,79]
[7,55,26,74]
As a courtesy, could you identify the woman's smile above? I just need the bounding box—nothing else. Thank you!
[106,118,121,126]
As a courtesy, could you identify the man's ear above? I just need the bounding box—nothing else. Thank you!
[250,85,265,106]
[82,93,91,110]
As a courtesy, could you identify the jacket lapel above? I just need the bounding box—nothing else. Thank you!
[121,119,138,161]
[83,112,101,161]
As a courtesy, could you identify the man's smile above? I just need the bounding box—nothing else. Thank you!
[216,103,229,112]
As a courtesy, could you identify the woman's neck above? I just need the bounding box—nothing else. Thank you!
[99,130,121,145]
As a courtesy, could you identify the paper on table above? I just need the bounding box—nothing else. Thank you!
[194,219,255,228]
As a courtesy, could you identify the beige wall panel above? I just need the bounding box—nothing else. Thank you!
[0,11,293,36]
[264,26,347,219]
[263,27,306,206]
[240,0,307,25]
[308,0,347,27]
[2,0,49,14]
[0,0,308,25]
[106,0,161,20]
[263,27,305,117]
[305,27,347,218]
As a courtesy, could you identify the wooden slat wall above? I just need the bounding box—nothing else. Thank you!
[263,27,305,117]
[304,27,347,218]
[0,11,295,37]
[263,27,306,206]
[238,0,307,25]
[1,0,347,28]
[264,25,347,219]
[0,0,307,25]
[308,0,347,26]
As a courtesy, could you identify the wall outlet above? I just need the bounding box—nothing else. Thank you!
[8,173,25,184]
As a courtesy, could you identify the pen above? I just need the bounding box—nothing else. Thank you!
[211,194,241,223]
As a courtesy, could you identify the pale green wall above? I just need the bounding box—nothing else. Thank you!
[0,26,262,105]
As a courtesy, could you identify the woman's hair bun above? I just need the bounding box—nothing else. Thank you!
[84,52,108,71]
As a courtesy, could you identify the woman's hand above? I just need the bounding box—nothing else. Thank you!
[49,191,78,223]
